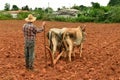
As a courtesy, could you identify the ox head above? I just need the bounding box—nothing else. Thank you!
[79,25,87,42]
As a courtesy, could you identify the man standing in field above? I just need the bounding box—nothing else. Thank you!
[23,14,46,70]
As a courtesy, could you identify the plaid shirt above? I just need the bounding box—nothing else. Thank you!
[23,22,44,41]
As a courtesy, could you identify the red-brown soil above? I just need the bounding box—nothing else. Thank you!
[0,20,120,80]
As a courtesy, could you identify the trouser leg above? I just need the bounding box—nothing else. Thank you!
[24,40,35,70]
[25,46,29,69]
[28,43,35,69]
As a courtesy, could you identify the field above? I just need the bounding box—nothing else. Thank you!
[0,20,120,80]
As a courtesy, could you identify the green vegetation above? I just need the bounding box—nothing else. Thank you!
[17,12,31,20]
[0,0,120,23]
[0,12,12,19]
[108,0,120,6]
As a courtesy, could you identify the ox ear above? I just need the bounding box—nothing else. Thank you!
[80,25,86,32]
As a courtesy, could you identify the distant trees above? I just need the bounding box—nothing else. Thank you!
[11,5,19,10]
[45,7,53,13]
[91,2,100,8]
[22,5,29,10]
[72,5,87,11]
[4,3,30,11]
[4,3,10,11]
[108,0,120,6]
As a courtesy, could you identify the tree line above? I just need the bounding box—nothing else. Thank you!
[1,0,120,23]
[4,3,31,11]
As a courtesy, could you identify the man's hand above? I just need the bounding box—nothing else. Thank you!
[42,21,46,28]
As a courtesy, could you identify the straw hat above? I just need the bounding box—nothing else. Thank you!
[25,14,36,22]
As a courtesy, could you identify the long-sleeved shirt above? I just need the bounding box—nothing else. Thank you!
[23,22,44,41]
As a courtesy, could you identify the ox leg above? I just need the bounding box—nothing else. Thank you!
[52,46,57,60]
[72,47,75,58]
[66,39,73,62]
[79,43,83,57]
[62,40,68,58]
[52,38,57,60]
[69,45,73,62]
[61,49,67,58]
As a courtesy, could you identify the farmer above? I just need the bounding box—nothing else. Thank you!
[23,14,46,70]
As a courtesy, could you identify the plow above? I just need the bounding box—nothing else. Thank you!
[45,46,64,67]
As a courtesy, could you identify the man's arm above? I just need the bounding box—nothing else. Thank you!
[36,21,46,33]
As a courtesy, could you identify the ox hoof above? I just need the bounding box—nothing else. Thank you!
[80,54,82,58]
[68,60,72,62]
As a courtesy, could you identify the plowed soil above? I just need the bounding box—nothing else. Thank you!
[0,20,120,80]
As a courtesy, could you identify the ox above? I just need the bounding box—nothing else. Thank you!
[47,28,66,62]
[62,26,86,62]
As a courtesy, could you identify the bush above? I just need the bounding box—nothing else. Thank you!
[17,12,31,19]
[53,16,67,22]
[107,7,120,22]
[0,12,12,20]
[53,16,77,22]
[76,15,94,22]
[34,10,44,20]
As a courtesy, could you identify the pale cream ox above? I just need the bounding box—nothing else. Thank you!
[47,28,67,61]
[62,26,86,62]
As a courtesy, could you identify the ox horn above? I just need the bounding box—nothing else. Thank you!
[81,25,86,31]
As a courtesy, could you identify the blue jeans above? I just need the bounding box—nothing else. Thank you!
[24,40,35,69]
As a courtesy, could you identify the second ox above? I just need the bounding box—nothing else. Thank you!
[62,26,86,62]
